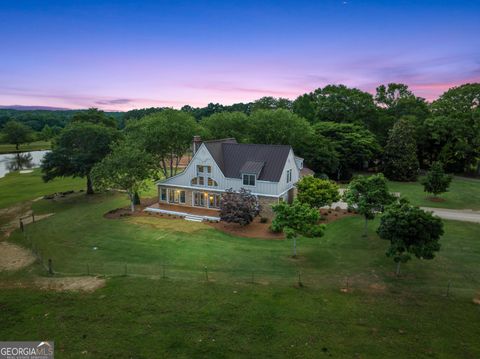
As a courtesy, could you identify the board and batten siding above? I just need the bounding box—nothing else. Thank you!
[159,143,300,197]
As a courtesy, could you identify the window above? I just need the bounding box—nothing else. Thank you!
[160,188,167,201]
[208,177,218,187]
[194,192,207,207]
[206,166,212,173]
[208,194,221,208]
[191,176,205,186]
[242,174,256,186]
[197,165,204,174]
[169,189,186,204]
[286,169,292,183]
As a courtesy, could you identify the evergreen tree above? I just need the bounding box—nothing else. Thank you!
[383,117,419,181]
[421,162,452,198]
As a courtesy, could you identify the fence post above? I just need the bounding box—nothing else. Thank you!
[32,212,35,223]
[48,259,53,275]
[19,219,24,232]
[298,271,303,287]
[204,266,209,282]
[162,264,166,279]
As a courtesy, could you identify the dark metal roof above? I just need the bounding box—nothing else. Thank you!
[204,140,291,182]
[240,161,265,175]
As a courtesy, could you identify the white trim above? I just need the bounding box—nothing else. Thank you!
[157,183,282,198]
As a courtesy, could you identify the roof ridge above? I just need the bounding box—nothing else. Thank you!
[223,142,292,148]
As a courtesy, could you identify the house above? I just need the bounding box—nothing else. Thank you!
[151,136,311,219]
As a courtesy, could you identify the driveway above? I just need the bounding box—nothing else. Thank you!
[420,207,480,223]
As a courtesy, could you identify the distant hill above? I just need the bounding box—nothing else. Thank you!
[0,105,72,111]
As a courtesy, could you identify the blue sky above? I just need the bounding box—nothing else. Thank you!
[1,0,479,110]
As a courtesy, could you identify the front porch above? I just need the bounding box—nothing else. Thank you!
[144,202,220,222]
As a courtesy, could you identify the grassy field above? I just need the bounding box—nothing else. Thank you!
[1,174,480,357]
[0,140,51,154]
[0,169,85,209]
[388,176,480,210]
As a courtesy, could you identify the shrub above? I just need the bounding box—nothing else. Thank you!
[260,217,269,224]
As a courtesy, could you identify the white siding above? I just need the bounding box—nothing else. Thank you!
[158,143,302,197]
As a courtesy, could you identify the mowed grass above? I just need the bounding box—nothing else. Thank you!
[388,176,480,210]
[0,140,51,154]
[10,192,480,296]
[0,169,85,209]
[2,180,480,357]
[1,276,479,358]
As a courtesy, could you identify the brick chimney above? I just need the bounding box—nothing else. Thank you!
[193,135,202,154]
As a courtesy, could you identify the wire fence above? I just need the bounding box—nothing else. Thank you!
[19,216,480,299]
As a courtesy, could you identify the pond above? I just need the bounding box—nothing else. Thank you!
[0,150,50,179]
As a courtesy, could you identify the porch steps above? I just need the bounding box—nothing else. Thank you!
[144,206,220,222]
[184,215,204,222]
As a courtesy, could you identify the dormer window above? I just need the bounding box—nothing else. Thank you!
[242,174,256,186]
[208,177,218,187]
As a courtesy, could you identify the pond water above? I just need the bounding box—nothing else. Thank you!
[0,150,50,179]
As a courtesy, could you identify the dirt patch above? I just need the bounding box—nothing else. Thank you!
[427,196,446,203]
[0,242,35,271]
[127,216,208,234]
[319,208,357,223]
[35,276,105,292]
[207,217,285,240]
[473,293,480,305]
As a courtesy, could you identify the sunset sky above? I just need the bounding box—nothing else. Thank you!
[1,0,479,111]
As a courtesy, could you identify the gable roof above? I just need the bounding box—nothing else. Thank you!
[204,139,291,182]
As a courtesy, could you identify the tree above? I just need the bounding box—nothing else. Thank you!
[297,133,339,177]
[293,85,377,126]
[251,96,292,111]
[375,83,415,109]
[296,176,340,208]
[313,122,380,180]
[41,122,120,194]
[383,117,419,181]
[71,108,117,128]
[91,141,157,212]
[421,162,452,198]
[219,188,260,226]
[248,109,313,152]
[271,200,324,257]
[377,199,444,276]
[201,111,250,141]
[432,83,480,117]
[2,120,33,150]
[126,109,197,177]
[343,174,395,236]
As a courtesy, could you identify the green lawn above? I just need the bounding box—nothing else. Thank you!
[0,140,51,154]
[388,176,480,210]
[2,180,480,357]
[0,169,85,209]
[2,192,480,357]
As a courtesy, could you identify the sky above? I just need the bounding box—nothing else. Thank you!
[0,0,479,111]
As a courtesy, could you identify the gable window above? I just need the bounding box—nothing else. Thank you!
[160,188,167,201]
[242,174,256,186]
[197,165,211,174]
[191,176,205,186]
[286,169,292,183]
[208,177,218,187]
